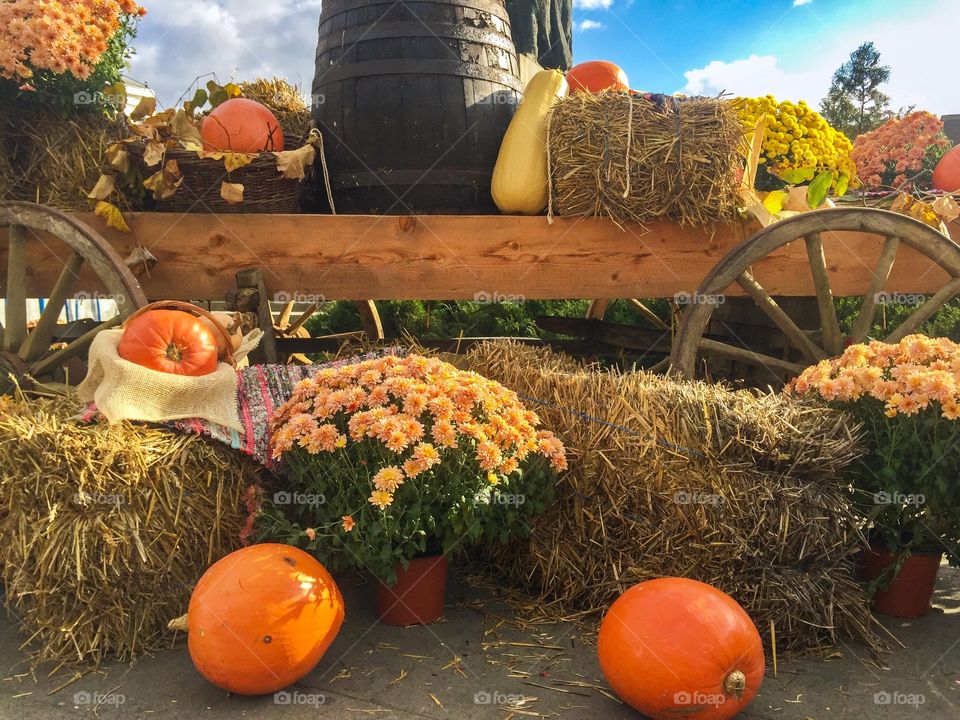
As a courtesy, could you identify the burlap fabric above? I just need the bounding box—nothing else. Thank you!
[77,329,243,430]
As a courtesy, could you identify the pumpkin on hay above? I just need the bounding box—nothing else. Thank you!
[598,578,765,720]
[118,308,220,376]
[200,98,285,153]
[566,60,629,94]
[187,544,345,695]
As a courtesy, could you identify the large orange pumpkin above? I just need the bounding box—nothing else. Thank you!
[200,98,285,153]
[598,578,765,720]
[566,61,629,94]
[932,145,960,192]
[117,309,219,376]
[188,544,345,695]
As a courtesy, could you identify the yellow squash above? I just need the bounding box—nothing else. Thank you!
[491,69,568,215]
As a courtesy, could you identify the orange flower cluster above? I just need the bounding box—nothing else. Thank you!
[270,355,567,512]
[786,335,960,419]
[851,112,950,190]
[0,0,145,81]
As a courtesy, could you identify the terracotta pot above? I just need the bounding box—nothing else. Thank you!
[857,546,943,618]
[376,555,448,626]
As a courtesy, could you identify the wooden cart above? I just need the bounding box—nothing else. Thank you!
[2,200,960,388]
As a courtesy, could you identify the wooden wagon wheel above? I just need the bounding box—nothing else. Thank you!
[670,207,960,382]
[0,201,148,390]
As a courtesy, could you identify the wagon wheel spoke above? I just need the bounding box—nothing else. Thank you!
[627,299,670,330]
[697,337,808,375]
[285,303,319,336]
[735,271,826,363]
[804,232,843,355]
[19,251,85,362]
[29,315,122,379]
[4,224,28,352]
[276,300,296,331]
[848,235,900,344]
[883,276,960,344]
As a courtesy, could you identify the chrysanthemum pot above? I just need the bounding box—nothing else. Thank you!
[376,555,448,626]
[857,545,943,618]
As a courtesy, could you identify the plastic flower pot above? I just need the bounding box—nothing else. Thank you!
[376,555,448,626]
[857,546,943,618]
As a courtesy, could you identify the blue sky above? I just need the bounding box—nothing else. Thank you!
[130,0,959,116]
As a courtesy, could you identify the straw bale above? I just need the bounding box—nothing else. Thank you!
[0,396,258,666]
[461,340,881,652]
[240,77,313,140]
[547,92,745,227]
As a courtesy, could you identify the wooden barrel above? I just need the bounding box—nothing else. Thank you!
[312,0,524,214]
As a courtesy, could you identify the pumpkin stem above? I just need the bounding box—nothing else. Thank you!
[165,343,184,363]
[723,670,747,699]
[167,613,189,632]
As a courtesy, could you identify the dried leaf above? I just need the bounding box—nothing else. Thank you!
[890,192,913,214]
[170,109,204,150]
[223,153,254,173]
[129,95,157,121]
[143,140,165,167]
[94,201,130,233]
[130,122,159,141]
[221,182,244,204]
[932,194,960,222]
[143,160,183,200]
[105,144,130,173]
[273,144,315,181]
[87,174,115,200]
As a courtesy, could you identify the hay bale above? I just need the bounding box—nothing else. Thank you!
[0,106,123,211]
[461,341,882,653]
[240,77,313,140]
[0,396,258,666]
[547,93,745,227]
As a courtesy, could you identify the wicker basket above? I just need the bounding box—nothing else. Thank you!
[130,134,307,214]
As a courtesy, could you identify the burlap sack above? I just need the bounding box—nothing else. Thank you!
[77,329,243,430]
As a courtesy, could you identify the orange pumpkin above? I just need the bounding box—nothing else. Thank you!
[598,578,765,720]
[200,98,285,153]
[932,145,960,192]
[188,544,345,695]
[566,61,630,94]
[117,309,219,376]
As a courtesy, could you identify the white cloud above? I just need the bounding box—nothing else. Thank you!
[576,19,606,32]
[574,0,614,9]
[682,54,824,101]
[793,0,813,7]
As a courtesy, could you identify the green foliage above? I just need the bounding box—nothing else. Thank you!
[0,16,140,116]
[820,41,892,138]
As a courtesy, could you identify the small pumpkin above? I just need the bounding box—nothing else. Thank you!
[566,61,629,94]
[932,145,960,192]
[200,98,285,153]
[598,578,765,720]
[187,544,345,695]
[117,309,219,376]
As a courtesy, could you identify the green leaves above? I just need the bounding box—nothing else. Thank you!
[806,169,834,210]
[775,166,815,185]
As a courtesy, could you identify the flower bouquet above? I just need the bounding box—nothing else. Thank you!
[257,354,567,591]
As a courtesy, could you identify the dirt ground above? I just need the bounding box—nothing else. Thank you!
[1,563,957,719]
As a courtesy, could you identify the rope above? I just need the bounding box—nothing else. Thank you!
[622,90,633,199]
[546,105,555,225]
[309,128,337,215]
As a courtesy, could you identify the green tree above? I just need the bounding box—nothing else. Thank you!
[820,42,891,138]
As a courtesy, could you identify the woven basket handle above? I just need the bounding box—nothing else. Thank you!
[122,300,238,367]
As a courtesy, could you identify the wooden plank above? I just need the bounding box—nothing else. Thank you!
[0,212,957,302]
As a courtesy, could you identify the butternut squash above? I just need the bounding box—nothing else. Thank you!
[491,69,568,215]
